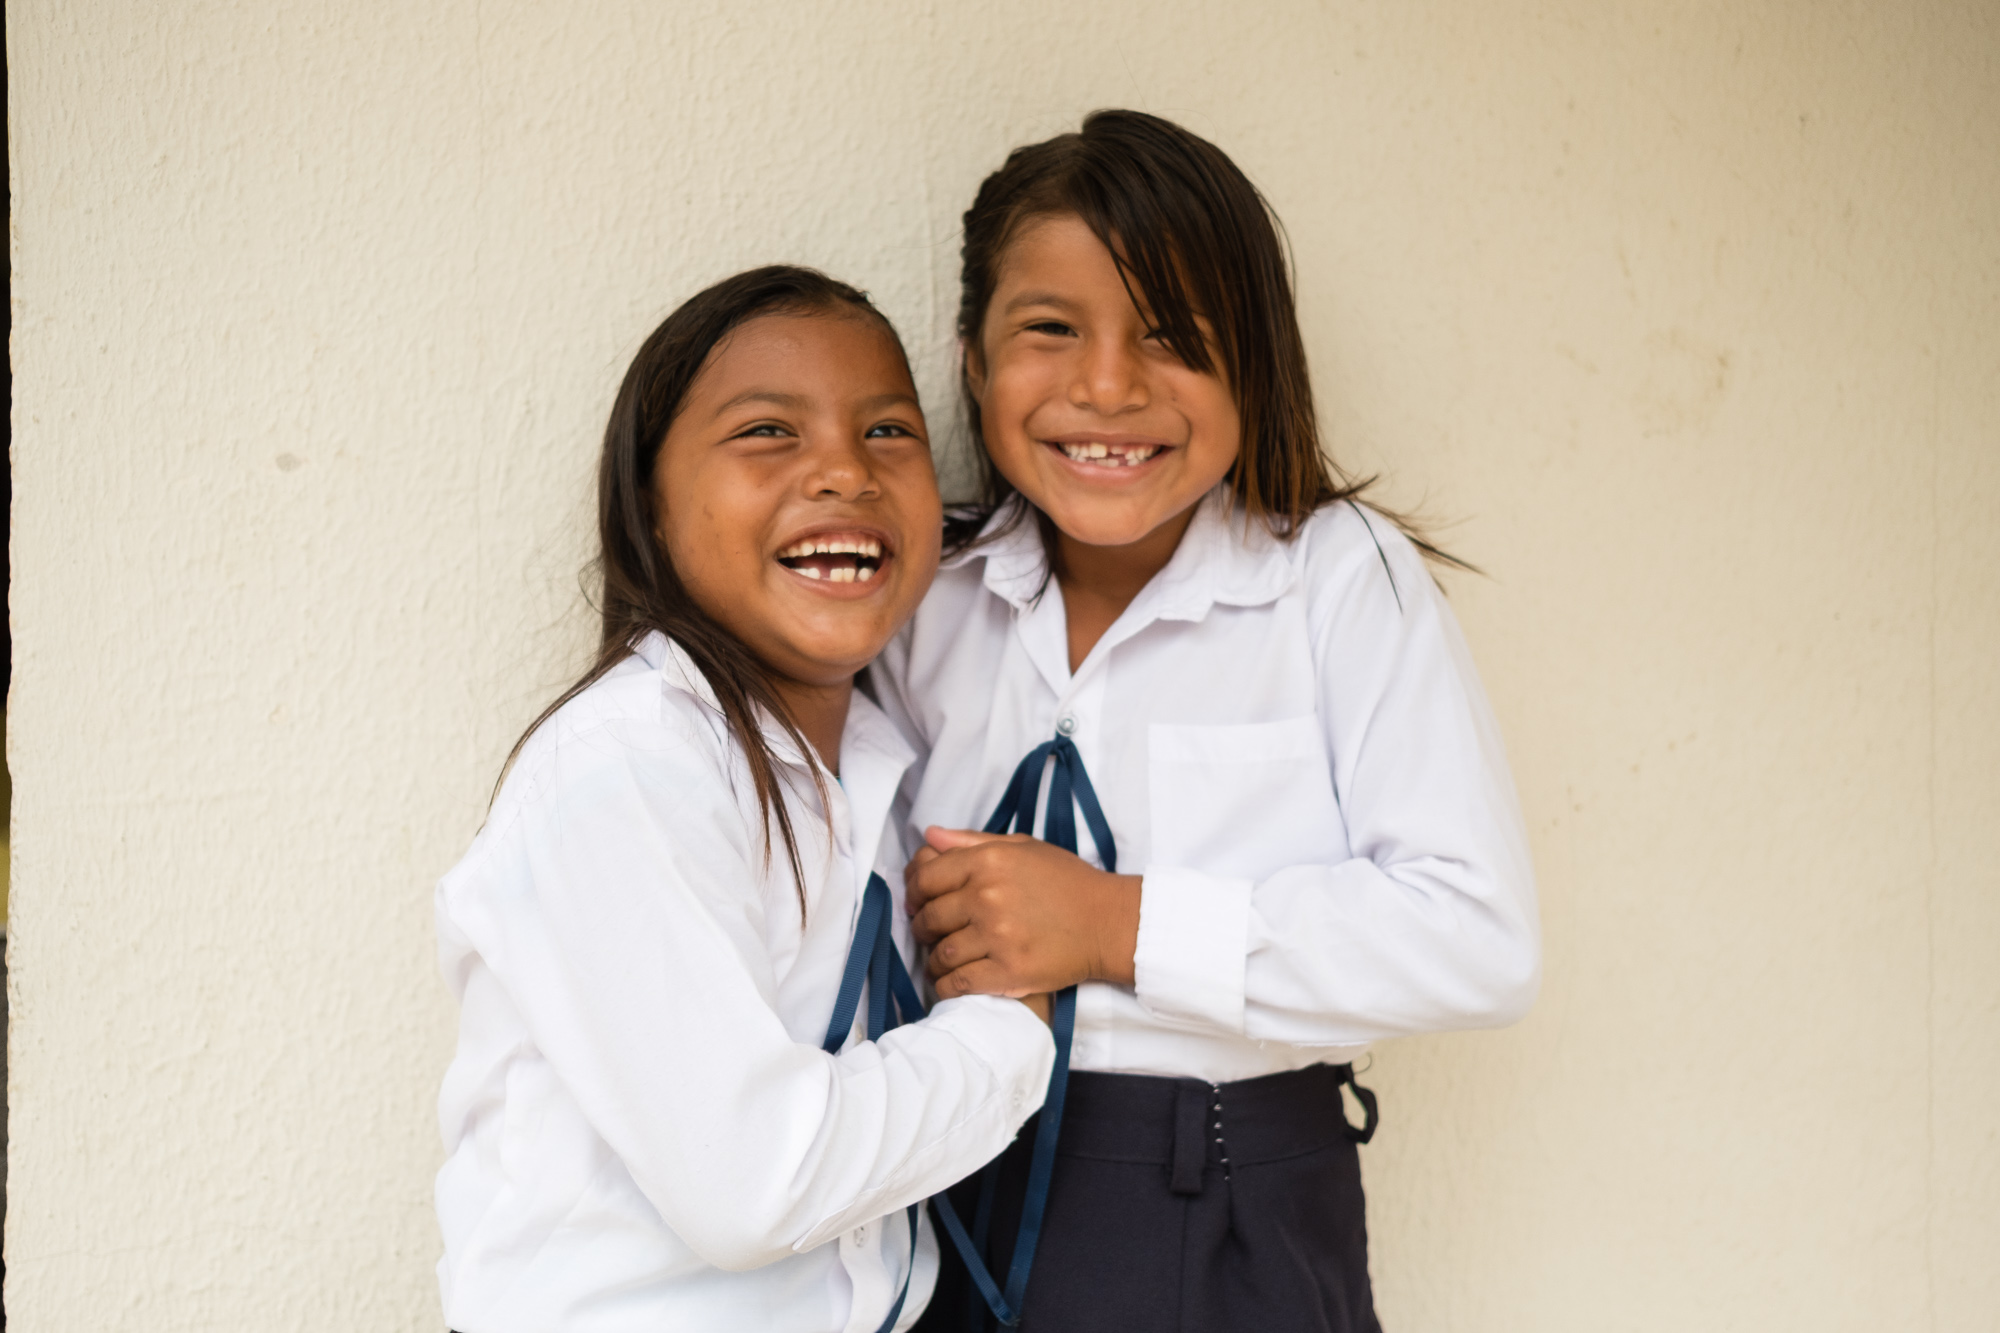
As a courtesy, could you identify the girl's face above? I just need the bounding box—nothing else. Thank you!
[654,312,942,690]
[969,213,1242,551]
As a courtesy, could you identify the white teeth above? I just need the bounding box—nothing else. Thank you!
[1060,443,1161,467]
[776,535,886,560]
[785,562,876,584]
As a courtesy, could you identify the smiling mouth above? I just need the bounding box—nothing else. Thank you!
[774,535,886,584]
[1048,440,1168,468]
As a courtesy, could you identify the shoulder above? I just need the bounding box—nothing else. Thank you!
[522,648,721,772]
[1288,500,1437,620]
[917,558,1000,623]
[477,644,739,856]
[890,556,1010,666]
[1292,499,1426,577]
[870,560,994,735]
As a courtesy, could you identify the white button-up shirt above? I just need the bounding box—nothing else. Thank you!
[872,493,1540,1083]
[435,633,1055,1333]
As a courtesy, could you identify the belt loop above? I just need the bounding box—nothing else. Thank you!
[1337,1063,1380,1145]
[1171,1081,1207,1195]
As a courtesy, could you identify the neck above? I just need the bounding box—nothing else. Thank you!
[1054,504,1197,605]
[771,675,854,776]
[1052,504,1200,672]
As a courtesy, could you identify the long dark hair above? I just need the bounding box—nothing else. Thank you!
[949,109,1465,569]
[503,265,909,912]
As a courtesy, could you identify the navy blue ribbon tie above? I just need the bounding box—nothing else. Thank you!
[821,871,926,1333]
[825,735,1113,1330]
[824,732,1112,1320]
[938,735,1112,1329]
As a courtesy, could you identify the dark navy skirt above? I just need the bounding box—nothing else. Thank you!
[915,1062,1382,1333]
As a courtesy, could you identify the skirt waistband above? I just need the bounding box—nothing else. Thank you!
[1056,1063,1376,1196]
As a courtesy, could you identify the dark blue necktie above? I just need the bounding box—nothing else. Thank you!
[821,871,926,1333]
[826,735,1113,1330]
[934,735,1111,1328]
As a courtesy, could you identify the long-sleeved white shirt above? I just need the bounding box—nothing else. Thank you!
[872,491,1540,1084]
[435,632,1056,1333]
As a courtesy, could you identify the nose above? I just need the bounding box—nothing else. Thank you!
[1069,333,1150,415]
[803,430,881,501]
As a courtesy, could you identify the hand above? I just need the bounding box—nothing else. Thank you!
[904,826,1140,1000]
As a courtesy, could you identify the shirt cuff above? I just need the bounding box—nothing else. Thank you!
[1133,865,1254,1034]
[925,995,1057,1126]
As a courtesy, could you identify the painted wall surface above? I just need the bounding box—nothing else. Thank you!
[9,2,1997,1329]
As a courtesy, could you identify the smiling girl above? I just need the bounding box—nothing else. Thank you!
[877,113,1542,1331]
[434,267,1055,1333]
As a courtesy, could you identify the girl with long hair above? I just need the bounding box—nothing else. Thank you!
[880,112,1541,1331]
[435,266,1054,1333]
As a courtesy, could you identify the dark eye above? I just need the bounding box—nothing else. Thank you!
[1025,320,1075,337]
[865,422,916,439]
[733,422,793,440]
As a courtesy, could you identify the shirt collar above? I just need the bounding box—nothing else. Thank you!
[944,498,1050,609]
[634,630,915,778]
[953,488,1297,620]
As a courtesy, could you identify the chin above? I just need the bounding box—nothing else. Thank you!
[794,625,891,673]
[1043,500,1174,549]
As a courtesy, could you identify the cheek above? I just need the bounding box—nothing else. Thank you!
[902,479,945,543]
[980,364,1048,447]
[1181,380,1244,472]
[659,477,763,613]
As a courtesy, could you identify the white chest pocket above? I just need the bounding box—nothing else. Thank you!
[1146,716,1347,879]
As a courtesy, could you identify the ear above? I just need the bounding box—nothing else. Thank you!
[959,336,987,399]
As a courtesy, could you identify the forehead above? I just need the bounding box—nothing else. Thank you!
[693,310,911,397]
[993,214,1124,291]
[988,213,1197,333]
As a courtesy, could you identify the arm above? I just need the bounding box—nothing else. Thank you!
[911,513,1539,1044]
[1137,518,1541,1043]
[443,714,1054,1271]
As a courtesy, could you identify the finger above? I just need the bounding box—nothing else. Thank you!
[902,847,943,912]
[924,825,1007,853]
[905,843,977,907]
[925,924,992,979]
[933,958,1032,1000]
[909,890,976,945]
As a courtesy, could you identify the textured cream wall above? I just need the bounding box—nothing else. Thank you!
[9,2,1996,1329]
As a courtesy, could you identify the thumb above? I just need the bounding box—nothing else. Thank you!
[924,825,1003,852]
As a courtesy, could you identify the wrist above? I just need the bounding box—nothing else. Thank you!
[1089,872,1143,987]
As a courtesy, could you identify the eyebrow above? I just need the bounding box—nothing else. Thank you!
[1003,289,1187,329]
[1001,291,1083,315]
[712,389,920,416]
[713,389,808,415]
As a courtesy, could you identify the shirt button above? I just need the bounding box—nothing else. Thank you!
[1056,715,1077,736]
[853,1226,868,1245]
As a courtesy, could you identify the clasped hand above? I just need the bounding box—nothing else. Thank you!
[904,826,1141,1001]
